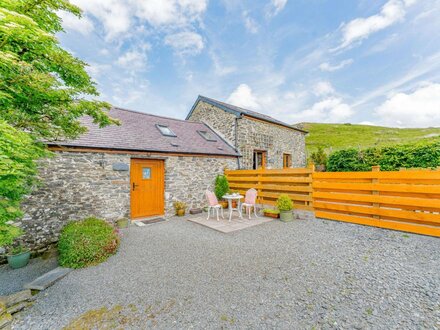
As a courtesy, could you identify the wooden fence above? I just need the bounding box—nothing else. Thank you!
[225,166,314,211]
[225,166,440,237]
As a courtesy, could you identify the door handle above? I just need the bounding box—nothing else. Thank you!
[132,182,139,191]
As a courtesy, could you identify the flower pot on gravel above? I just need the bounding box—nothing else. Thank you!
[263,209,280,219]
[7,250,31,269]
[276,194,294,223]
[116,218,129,228]
[279,210,294,222]
[176,209,185,216]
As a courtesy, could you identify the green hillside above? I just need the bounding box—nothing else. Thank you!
[299,123,440,153]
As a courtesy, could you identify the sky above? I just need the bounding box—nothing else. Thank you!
[58,0,440,128]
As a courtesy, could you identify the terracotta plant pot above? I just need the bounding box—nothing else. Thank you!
[264,212,280,219]
[176,209,185,216]
[231,201,237,208]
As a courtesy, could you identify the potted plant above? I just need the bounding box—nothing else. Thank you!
[276,194,294,222]
[263,209,280,219]
[173,201,187,216]
[215,175,230,208]
[7,243,31,269]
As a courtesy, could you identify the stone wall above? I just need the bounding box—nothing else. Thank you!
[237,117,306,169]
[187,101,237,145]
[187,100,307,169]
[15,151,237,254]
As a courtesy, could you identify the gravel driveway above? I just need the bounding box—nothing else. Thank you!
[13,217,440,329]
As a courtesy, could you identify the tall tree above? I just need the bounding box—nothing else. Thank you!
[0,0,117,246]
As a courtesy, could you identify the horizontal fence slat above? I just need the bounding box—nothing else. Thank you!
[315,211,440,237]
[313,191,440,209]
[312,182,440,194]
[314,201,440,225]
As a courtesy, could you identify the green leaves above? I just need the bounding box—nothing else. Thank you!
[326,141,440,172]
[0,0,118,246]
[214,175,230,200]
[0,120,48,246]
[58,217,120,269]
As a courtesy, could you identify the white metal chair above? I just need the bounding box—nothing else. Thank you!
[240,188,259,219]
[205,190,224,221]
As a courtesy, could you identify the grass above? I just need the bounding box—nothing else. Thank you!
[300,122,440,153]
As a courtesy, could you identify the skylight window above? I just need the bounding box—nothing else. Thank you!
[156,124,176,137]
[198,130,217,142]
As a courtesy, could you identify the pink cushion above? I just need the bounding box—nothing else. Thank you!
[245,188,257,204]
[206,191,219,206]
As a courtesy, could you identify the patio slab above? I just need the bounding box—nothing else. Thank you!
[187,214,273,232]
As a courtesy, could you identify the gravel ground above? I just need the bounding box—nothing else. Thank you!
[12,217,440,329]
[0,256,58,296]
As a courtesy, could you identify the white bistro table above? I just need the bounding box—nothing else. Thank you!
[222,194,244,222]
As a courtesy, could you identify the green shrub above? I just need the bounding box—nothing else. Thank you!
[214,175,229,200]
[326,141,440,172]
[58,217,119,269]
[263,209,280,214]
[310,146,328,166]
[276,194,294,212]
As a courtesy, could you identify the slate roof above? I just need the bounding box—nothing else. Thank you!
[48,107,240,157]
[186,95,308,134]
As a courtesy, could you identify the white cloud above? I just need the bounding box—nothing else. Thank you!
[375,83,440,127]
[210,52,236,76]
[313,81,335,96]
[293,97,354,123]
[227,84,261,110]
[58,10,94,35]
[338,0,417,49]
[164,31,204,55]
[319,59,353,72]
[70,0,208,39]
[267,0,288,17]
[116,50,147,69]
[243,11,259,33]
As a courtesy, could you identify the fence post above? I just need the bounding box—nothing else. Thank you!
[308,164,315,210]
[257,169,263,206]
[371,166,380,220]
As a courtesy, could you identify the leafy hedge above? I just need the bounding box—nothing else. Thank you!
[58,218,120,269]
[327,141,440,172]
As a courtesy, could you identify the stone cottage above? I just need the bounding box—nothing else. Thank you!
[186,95,307,169]
[17,97,307,252]
[20,108,240,251]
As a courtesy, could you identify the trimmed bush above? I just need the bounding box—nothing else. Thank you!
[276,194,294,211]
[327,141,440,172]
[58,217,119,269]
[214,175,229,200]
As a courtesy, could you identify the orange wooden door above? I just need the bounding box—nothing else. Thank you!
[130,159,164,219]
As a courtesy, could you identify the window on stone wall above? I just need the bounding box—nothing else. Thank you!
[283,153,292,168]
[253,150,267,169]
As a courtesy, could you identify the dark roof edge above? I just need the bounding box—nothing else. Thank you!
[46,143,241,158]
[186,95,308,134]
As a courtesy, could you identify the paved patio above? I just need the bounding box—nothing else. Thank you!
[187,213,273,232]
